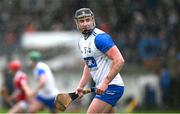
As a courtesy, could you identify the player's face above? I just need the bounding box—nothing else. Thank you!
[76,16,94,32]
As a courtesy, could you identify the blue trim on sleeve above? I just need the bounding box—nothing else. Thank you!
[37,68,45,76]
[95,33,115,53]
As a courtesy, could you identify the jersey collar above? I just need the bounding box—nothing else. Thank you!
[82,27,95,40]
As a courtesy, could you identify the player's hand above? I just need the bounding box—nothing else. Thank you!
[96,83,108,95]
[75,87,84,99]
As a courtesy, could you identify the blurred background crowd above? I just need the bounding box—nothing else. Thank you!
[0,0,179,113]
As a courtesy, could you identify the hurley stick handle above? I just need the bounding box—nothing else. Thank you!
[83,87,96,94]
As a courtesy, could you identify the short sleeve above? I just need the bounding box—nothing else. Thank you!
[95,33,115,53]
[36,68,45,77]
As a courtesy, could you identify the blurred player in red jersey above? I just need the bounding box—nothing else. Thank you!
[7,60,33,114]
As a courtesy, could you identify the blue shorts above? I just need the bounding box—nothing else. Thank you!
[36,95,56,109]
[95,85,124,107]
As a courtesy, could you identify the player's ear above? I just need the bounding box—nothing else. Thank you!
[74,19,80,30]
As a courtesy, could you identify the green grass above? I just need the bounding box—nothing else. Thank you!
[0,108,49,114]
[1,108,180,114]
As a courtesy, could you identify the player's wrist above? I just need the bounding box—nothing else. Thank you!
[102,79,110,86]
[77,84,84,89]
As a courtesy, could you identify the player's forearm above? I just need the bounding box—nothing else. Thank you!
[34,81,45,93]
[10,91,19,100]
[103,57,124,85]
[78,65,91,88]
[34,75,46,92]
[78,76,90,88]
[22,83,31,96]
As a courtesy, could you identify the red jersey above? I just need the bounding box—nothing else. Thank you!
[13,71,28,101]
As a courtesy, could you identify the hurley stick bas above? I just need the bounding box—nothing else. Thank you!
[55,87,95,112]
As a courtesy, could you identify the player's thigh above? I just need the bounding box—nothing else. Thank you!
[8,102,26,114]
[102,105,116,113]
[28,99,44,113]
[8,105,21,114]
[87,98,113,113]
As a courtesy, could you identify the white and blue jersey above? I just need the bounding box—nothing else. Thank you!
[33,62,59,98]
[78,28,124,87]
